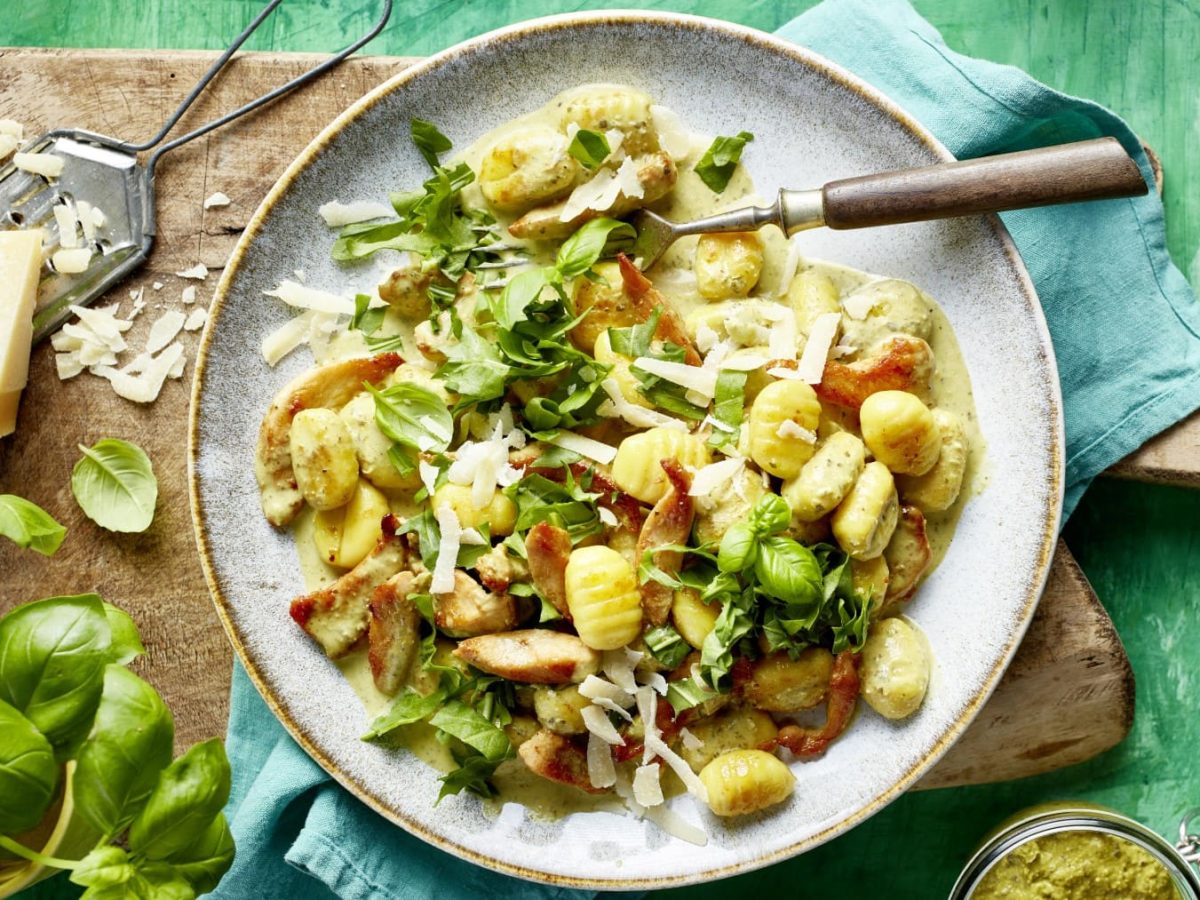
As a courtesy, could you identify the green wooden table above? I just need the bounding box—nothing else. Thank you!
[8,2,1200,896]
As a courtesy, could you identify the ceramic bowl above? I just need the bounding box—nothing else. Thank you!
[189,11,1063,889]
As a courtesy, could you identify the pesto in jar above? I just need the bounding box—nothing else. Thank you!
[973,830,1179,900]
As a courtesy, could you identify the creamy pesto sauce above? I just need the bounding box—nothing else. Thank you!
[292,84,985,818]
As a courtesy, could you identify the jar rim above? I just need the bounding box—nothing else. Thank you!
[950,805,1200,900]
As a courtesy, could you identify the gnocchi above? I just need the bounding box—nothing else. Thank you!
[564,546,643,650]
[611,427,710,504]
[699,749,795,817]
[559,84,660,156]
[339,392,418,490]
[479,125,578,214]
[781,431,866,523]
[787,268,841,335]
[289,408,359,510]
[742,648,834,713]
[694,232,764,300]
[831,461,900,559]
[747,380,822,478]
[859,390,941,476]
[896,408,968,511]
[313,479,390,569]
[680,707,778,773]
[859,617,930,719]
[671,587,720,649]
[432,483,518,537]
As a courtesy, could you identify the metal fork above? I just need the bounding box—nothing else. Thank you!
[0,0,393,343]
[631,137,1148,269]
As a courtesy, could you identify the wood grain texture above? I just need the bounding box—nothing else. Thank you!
[822,138,1147,230]
[0,49,1132,782]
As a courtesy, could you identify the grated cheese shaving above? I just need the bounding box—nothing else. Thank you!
[14,151,64,179]
[431,503,461,594]
[151,281,164,291]
[644,671,669,696]
[579,675,633,706]
[53,203,79,249]
[679,727,703,751]
[633,764,665,807]
[777,238,805,299]
[52,247,92,274]
[586,731,617,790]
[776,420,817,443]
[203,192,231,209]
[182,286,197,304]
[602,649,640,695]
[592,696,633,720]
[184,308,208,332]
[263,279,371,317]
[261,311,318,366]
[643,802,709,846]
[418,460,440,498]
[650,104,696,161]
[689,457,745,498]
[842,288,877,321]
[0,135,17,161]
[146,310,186,354]
[460,528,487,546]
[559,156,643,223]
[633,356,718,401]
[91,342,184,404]
[767,306,799,362]
[0,120,22,139]
[76,201,98,241]
[544,430,617,465]
[581,705,624,745]
[646,727,709,803]
[318,200,395,227]
[597,506,619,527]
[598,378,688,431]
[636,686,658,766]
[794,312,841,383]
[175,264,209,281]
[55,353,84,380]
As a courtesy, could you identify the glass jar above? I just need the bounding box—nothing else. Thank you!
[950,803,1200,899]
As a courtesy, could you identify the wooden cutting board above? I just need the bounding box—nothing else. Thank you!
[2,47,1180,790]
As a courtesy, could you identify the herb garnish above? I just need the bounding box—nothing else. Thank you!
[567,128,611,169]
[71,439,158,533]
[0,494,66,556]
[694,131,754,193]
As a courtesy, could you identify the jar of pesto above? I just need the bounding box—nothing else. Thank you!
[950,804,1200,899]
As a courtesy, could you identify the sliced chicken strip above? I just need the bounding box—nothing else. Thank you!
[454,629,601,684]
[368,570,423,696]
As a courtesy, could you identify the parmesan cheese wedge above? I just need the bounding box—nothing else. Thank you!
[0,230,44,437]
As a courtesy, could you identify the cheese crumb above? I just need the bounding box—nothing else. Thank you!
[0,120,22,140]
[776,419,817,443]
[317,200,395,227]
[181,286,197,305]
[53,203,80,249]
[176,264,209,281]
[203,192,231,209]
[51,247,92,274]
[0,134,19,161]
[152,281,164,291]
[14,151,65,179]
[146,310,186,354]
[184,308,208,331]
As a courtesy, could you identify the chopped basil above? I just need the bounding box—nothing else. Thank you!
[410,118,453,169]
[694,131,754,193]
[567,128,611,169]
[366,382,453,473]
[350,293,386,336]
[706,370,747,450]
[644,625,691,671]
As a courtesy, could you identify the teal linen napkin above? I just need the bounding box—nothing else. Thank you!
[211,2,1200,897]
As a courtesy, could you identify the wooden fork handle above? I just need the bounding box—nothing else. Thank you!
[819,138,1148,230]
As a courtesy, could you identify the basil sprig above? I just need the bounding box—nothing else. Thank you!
[567,128,611,169]
[694,131,754,193]
[0,594,235,897]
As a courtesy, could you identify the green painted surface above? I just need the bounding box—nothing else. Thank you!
[5,2,1199,896]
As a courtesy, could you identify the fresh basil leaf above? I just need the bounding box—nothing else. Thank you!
[128,864,196,900]
[607,308,661,358]
[504,473,602,543]
[437,324,511,404]
[493,268,552,330]
[665,676,720,714]
[437,750,502,802]
[629,340,707,421]
[694,131,754,193]
[74,665,174,839]
[706,370,747,450]
[411,118,453,168]
[754,535,823,617]
[0,698,59,833]
[398,507,440,570]
[429,699,513,762]
[362,687,446,741]
[165,812,235,894]
[128,739,232,860]
[102,602,145,665]
[717,522,758,573]
[410,592,436,626]
[390,188,424,218]
[555,218,636,281]
[644,625,691,671]
[0,593,110,752]
[567,129,611,169]
[331,223,439,262]
[537,595,564,623]
[70,845,135,890]
[699,594,756,690]
[71,439,158,533]
[367,382,453,457]
[749,493,791,537]
[421,162,476,244]
[350,293,386,336]
[0,494,66,556]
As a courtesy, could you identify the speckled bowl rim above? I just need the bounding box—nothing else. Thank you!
[188,11,1064,890]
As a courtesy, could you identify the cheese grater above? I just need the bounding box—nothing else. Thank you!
[0,0,393,344]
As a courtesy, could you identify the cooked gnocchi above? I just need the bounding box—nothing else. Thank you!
[257,83,979,836]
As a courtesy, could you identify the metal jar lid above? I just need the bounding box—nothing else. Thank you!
[950,804,1200,899]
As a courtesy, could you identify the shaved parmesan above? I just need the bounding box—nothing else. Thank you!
[53,203,79,249]
[643,803,709,846]
[182,286,197,304]
[52,247,92,274]
[831,343,856,359]
[91,342,183,404]
[76,201,98,241]
[777,237,804,298]
[776,419,817,443]
[694,324,720,354]
[460,528,487,546]
[602,649,640,695]
[644,671,669,696]
[89,206,107,230]
[261,310,317,366]
[203,192,231,209]
[842,288,877,321]
[592,696,634,720]
[146,310,186,354]
[634,356,718,400]
[587,731,617,789]
[70,304,132,346]
[579,675,633,707]
[646,731,709,803]
[581,705,624,746]
[264,280,361,316]
[55,353,84,380]
[767,307,799,362]
[151,281,164,291]
[447,424,509,508]
[598,377,688,431]
[14,151,64,179]
[545,430,617,465]
[431,503,461,594]
[633,764,665,807]
[318,200,395,227]
[794,312,840,383]
[719,353,768,372]
[559,156,644,223]
[650,104,695,161]
[766,365,802,380]
[597,506,619,527]
[175,264,208,280]
[0,120,22,139]
[679,727,703,751]
[418,460,440,497]
[0,135,16,161]
[689,459,746,498]
[636,686,658,766]
[184,308,207,331]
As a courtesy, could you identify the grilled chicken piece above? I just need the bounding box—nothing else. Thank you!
[290,515,407,658]
[526,522,572,619]
[636,459,694,626]
[453,630,601,684]
[616,255,700,365]
[517,729,608,794]
[475,543,515,593]
[508,152,677,242]
[882,505,932,604]
[814,335,934,410]
[434,571,519,637]
[255,353,403,526]
[368,571,423,695]
[775,651,861,759]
